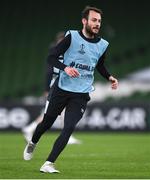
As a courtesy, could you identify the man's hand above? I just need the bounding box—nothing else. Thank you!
[109,76,118,90]
[64,67,80,78]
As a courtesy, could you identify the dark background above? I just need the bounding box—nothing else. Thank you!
[0,0,150,99]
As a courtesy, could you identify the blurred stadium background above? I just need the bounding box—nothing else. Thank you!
[0,0,150,178]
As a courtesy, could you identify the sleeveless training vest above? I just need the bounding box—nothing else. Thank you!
[58,30,109,93]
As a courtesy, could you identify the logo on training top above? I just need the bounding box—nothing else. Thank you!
[69,61,94,72]
[78,44,85,54]
[70,61,76,67]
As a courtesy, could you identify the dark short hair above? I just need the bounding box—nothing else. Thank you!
[82,6,103,20]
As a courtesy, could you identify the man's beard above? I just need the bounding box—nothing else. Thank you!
[85,24,99,37]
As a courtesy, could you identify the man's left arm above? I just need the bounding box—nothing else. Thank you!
[96,52,118,90]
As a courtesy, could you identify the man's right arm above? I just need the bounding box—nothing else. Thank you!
[47,34,71,70]
[47,33,80,78]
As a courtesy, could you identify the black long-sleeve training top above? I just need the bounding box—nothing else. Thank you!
[47,31,111,80]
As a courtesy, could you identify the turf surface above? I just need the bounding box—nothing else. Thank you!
[0,132,150,179]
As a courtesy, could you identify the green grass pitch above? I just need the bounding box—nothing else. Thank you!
[0,132,150,179]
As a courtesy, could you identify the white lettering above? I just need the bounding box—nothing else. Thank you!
[0,108,30,129]
[0,109,9,128]
[78,107,146,130]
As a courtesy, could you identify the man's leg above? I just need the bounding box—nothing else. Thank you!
[59,108,82,145]
[45,96,88,163]
[23,87,67,161]
[22,112,44,142]
[23,113,57,161]
[31,114,57,143]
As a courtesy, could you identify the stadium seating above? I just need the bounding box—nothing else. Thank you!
[0,0,149,99]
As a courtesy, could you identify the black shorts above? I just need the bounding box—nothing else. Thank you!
[45,80,90,118]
